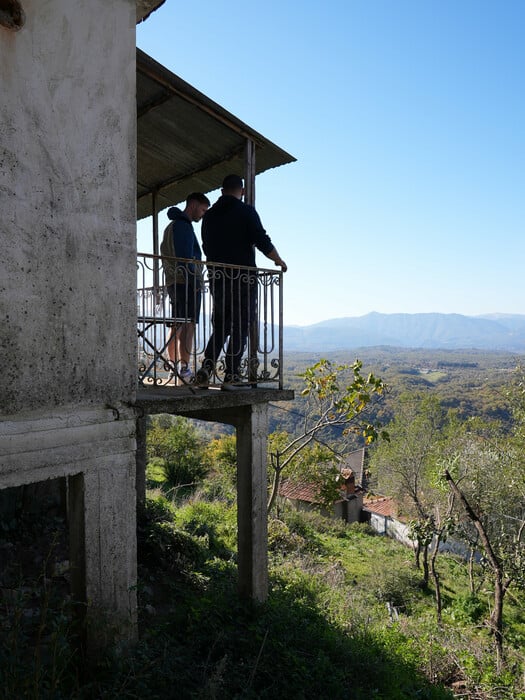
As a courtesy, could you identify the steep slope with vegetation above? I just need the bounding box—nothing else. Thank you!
[2,350,524,698]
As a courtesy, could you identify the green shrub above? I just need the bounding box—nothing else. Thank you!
[281,509,326,550]
[162,455,207,492]
[146,416,207,493]
[370,563,421,613]
[138,496,205,573]
[204,435,237,485]
[145,456,165,488]
[268,518,306,553]
[449,593,487,624]
[174,500,237,558]
[347,520,376,537]
[141,493,175,522]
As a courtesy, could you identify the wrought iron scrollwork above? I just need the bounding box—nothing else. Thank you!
[137,253,284,389]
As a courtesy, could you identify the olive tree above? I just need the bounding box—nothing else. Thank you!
[370,394,450,582]
[267,358,387,511]
[443,369,525,667]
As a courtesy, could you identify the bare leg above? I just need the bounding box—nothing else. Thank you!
[177,323,195,367]
[167,327,177,364]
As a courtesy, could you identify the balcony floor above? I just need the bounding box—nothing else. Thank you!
[135,383,294,416]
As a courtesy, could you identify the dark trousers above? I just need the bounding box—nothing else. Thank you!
[203,271,257,381]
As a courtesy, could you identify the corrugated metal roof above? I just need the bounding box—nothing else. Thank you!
[136,1,166,24]
[136,49,296,220]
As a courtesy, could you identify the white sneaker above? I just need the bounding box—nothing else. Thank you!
[177,367,194,385]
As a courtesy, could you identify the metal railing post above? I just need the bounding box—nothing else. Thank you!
[278,270,283,389]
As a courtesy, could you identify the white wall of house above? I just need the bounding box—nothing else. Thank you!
[0,0,137,413]
[368,512,414,547]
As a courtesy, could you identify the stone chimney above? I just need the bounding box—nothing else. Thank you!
[340,467,355,497]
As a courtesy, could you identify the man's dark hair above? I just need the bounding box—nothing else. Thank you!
[187,192,210,206]
[222,174,244,192]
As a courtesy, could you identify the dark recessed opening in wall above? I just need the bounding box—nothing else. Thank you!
[0,0,25,30]
[0,479,77,670]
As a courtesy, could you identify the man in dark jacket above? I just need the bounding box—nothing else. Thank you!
[161,192,209,383]
[197,174,287,388]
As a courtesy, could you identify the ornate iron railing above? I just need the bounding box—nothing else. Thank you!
[137,253,283,390]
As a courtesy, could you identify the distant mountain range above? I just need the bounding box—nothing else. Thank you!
[284,313,525,353]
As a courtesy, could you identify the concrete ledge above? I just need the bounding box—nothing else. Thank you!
[0,404,135,435]
[0,403,137,485]
[135,386,294,418]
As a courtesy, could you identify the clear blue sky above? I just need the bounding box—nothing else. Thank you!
[137,0,525,327]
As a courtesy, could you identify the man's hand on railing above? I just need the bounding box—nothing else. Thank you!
[266,247,287,272]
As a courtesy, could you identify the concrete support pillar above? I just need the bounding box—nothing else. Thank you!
[68,473,87,646]
[234,402,269,601]
[80,456,138,648]
[145,391,293,604]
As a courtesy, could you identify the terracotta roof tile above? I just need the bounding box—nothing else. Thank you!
[279,478,364,505]
[279,480,321,503]
[362,496,396,518]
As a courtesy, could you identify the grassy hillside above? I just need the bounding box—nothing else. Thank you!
[3,490,524,697]
[115,495,525,698]
[3,348,524,697]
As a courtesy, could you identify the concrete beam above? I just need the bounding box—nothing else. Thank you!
[0,405,136,485]
[136,387,294,417]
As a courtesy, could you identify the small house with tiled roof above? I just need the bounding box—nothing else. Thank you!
[278,452,365,523]
[362,496,413,546]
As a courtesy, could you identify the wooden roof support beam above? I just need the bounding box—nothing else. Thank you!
[244,138,256,206]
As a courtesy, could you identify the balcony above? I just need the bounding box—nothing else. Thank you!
[137,252,284,392]
[135,51,296,603]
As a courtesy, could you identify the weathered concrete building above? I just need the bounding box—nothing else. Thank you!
[1,0,294,648]
[0,0,148,644]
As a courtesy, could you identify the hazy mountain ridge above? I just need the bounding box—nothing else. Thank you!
[284,312,525,352]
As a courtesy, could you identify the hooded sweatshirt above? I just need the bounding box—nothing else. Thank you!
[160,206,202,286]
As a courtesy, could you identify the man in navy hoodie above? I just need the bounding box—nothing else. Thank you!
[197,174,287,388]
[161,192,209,383]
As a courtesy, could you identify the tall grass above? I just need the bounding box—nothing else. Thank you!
[2,493,524,698]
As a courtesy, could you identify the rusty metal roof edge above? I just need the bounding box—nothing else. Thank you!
[137,48,296,165]
[136,0,166,24]
[137,158,293,206]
